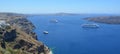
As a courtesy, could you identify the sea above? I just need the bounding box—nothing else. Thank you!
[27,14,120,54]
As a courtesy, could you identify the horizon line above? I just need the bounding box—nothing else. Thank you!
[0,12,120,15]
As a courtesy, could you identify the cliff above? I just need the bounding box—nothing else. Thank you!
[0,13,37,39]
[0,13,51,54]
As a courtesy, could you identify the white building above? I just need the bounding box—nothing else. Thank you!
[0,20,10,28]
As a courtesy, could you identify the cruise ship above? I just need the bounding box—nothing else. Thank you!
[50,19,58,23]
[43,31,49,34]
[81,24,99,28]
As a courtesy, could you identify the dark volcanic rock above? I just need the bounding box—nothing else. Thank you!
[3,29,17,42]
[14,40,34,50]
[0,40,6,49]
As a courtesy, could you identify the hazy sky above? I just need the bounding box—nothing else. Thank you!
[0,0,120,14]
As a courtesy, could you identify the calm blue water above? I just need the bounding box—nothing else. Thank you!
[27,15,120,54]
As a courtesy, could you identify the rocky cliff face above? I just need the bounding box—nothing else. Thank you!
[0,28,50,54]
[0,13,51,54]
[8,18,37,39]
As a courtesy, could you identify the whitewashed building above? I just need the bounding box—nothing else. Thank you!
[0,20,10,28]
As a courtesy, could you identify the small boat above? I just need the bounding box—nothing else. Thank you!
[43,31,48,34]
[81,24,99,28]
[50,19,58,23]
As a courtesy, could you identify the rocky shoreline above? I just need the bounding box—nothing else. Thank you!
[0,13,51,54]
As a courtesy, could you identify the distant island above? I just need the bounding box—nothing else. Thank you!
[29,13,81,16]
[53,13,80,16]
[84,16,120,24]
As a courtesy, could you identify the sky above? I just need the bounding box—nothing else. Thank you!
[0,0,120,14]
